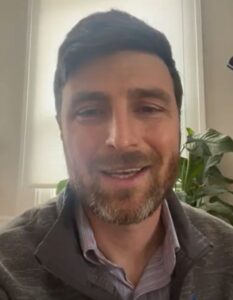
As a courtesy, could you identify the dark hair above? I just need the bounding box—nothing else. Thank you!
[54,10,183,114]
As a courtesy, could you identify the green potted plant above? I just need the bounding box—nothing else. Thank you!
[175,128,233,225]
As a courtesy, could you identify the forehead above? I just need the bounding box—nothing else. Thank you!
[63,51,175,101]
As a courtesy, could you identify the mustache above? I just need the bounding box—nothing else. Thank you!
[91,150,161,170]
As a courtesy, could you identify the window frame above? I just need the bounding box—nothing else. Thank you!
[15,0,206,215]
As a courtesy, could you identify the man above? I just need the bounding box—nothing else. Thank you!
[0,10,233,300]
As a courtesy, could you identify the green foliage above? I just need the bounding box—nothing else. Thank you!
[56,179,68,195]
[175,128,233,225]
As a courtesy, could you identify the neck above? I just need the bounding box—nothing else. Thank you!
[85,205,165,285]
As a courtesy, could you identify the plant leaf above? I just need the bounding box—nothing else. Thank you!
[194,129,233,155]
[185,137,211,157]
[178,127,233,225]
[207,166,233,184]
[186,127,195,137]
[182,155,204,193]
[203,154,223,176]
[56,179,68,195]
[177,157,188,180]
[196,185,233,198]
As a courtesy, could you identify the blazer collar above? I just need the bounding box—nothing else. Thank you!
[35,187,121,300]
[35,187,212,299]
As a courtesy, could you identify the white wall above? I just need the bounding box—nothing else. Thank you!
[0,0,233,221]
[201,0,233,181]
[0,0,28,220]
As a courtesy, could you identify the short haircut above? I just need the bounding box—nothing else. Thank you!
[54,9,183,114]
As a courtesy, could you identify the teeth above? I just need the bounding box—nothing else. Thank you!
[112,168,141,174]
[110,172,138,179]
[104,168,143,179]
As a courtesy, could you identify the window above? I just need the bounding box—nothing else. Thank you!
[17,0,205,213]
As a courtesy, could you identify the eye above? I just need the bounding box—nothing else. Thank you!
[136,105,163,115]
[77,108,101,117]
[74,106,107,122]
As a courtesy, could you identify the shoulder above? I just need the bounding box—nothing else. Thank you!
[179,202,233,297]
[0,199,59,257]
[0,197,66,297]
[182,202,233,249]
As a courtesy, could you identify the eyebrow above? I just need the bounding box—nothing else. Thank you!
[127,88,172,103]
[69,87,172,107]
[70,91,110,106]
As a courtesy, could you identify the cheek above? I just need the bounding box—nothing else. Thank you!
[63,126,104,167]
[145,120,180,157]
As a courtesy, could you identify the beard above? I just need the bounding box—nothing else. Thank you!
[68,149,179,225]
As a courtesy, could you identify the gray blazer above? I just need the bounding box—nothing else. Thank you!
[0,189,233,300]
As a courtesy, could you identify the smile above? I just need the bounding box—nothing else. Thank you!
[99,166,150,188]
[102,168,144,179]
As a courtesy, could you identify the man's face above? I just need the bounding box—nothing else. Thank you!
[59,51,180,225]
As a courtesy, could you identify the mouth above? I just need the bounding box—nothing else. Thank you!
[101,167,146,179]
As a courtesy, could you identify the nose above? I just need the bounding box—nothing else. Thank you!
[105,108,139,150]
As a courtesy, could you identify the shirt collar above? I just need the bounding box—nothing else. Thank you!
[76,199,180,267]
[76,201,101,264]
[161,200,180,274]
